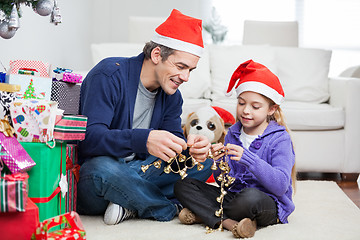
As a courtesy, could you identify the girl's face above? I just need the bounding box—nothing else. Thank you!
[236,91,277,135]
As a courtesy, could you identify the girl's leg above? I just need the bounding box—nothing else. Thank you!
[174,177,223,228]
[224,188,278,226]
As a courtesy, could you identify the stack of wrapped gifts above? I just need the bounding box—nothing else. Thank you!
[0,59,87,239]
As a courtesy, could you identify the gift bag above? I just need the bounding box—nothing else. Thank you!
[6,75,52,100]
[0,132,36,174]
[22,142,66,222]
[51,80,81,115]
[0,198,40,240]
[32,211,86,240]
[9,60,51,77]
[10,99,58,142]
[65,144,80,212]
[0,169,29,212]
[54,115,87,141]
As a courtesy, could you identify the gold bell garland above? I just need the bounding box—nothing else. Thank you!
[141,152,204,179]
[206,149,236,233]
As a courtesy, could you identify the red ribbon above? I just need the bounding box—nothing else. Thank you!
[30,186,61,203]
[66,156,80,182]
[1,172,29,181]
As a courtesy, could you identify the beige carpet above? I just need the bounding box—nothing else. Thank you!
[80,181,360,240]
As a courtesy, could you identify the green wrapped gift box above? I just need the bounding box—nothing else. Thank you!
[20,142,66,222]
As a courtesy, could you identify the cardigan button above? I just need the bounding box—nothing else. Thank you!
[253,141,262,149]
[115,62,120,66]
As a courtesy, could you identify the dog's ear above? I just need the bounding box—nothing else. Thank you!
[182,125,187,139]
[183,112,195,139]
[218,118,226,144]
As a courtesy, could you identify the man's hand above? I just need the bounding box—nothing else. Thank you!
[147,130,187,162]
[187,134,211,162]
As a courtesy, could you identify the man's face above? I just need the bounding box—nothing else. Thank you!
[155,50,200,95]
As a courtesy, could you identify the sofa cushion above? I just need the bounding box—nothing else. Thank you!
[91,42,144,65]
[211,99,344,131]
[181,98,212,125]
[178,46,212,99]
[281,101,344,130]
[275,46,332,103]
[209,45,277,101]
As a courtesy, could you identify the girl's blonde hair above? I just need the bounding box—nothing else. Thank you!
[267,102,297,192]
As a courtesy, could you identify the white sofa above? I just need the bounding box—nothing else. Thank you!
[90,43,360,180]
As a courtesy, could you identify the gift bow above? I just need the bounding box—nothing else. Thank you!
[66,156,80,182]
[0,116,15,137]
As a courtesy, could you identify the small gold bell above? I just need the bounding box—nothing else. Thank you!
[141,165,149,173]
[179,154,186,162]
[164,165,171,174]
[215,208,223,217]
[153,160,162,169]
[180,169,188,179]
[211,161,217,170]
[197,163,204,171]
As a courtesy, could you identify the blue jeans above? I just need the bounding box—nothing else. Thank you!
[77,155,212,221]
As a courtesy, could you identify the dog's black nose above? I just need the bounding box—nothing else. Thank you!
[196,126,202,130]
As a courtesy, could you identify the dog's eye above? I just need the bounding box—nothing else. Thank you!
[190,119,198,127]
[207,121,216,131]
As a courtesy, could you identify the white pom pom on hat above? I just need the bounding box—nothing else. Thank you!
[226,59,285,105]
[151,9,204,57]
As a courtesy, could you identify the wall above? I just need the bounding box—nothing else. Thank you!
[0,0,211,72]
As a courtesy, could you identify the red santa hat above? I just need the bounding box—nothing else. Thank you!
[212,106,236,126]
[226,60,285,105]
[152,9,204,57]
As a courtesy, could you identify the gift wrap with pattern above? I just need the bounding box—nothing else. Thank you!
[54,115,87,141]
[6,74,52,100]
[21,142,66,223]
[62,72,83,83]
[9,60,51,77]
[10,100,58,142]
[51,80,81,115]
[0,171,29,212]
[0,132,36,173]
[32,211,86,240]
[0,91,17,125]
[65,144,80,212]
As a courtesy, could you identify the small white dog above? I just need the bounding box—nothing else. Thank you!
[183,106,226,144]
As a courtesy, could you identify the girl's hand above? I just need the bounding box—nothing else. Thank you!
[225,143,244,161]
[210,143,226,161]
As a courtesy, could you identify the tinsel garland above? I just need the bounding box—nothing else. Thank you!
[0,0,38,18]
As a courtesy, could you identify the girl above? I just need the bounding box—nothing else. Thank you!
[174,60,296,238]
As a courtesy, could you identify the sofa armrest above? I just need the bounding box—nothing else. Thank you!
[329,76,360,172]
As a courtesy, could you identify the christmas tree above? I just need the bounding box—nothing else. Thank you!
[23,78,36,99]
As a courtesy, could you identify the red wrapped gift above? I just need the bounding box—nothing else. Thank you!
[0,198,39,240]
[32,211,86,240]
[0,170,29,212]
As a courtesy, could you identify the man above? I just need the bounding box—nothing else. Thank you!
[77,9,213,225]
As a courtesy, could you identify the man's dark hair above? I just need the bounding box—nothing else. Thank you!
[143,41,175,61]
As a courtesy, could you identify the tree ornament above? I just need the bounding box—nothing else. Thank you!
[50,0,62,25]
[36,0,54,16]
[0,20,17,39]
[8,4,20,30]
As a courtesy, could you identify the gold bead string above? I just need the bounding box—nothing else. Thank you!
[206,149,236,234]
[141,153,204,179]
